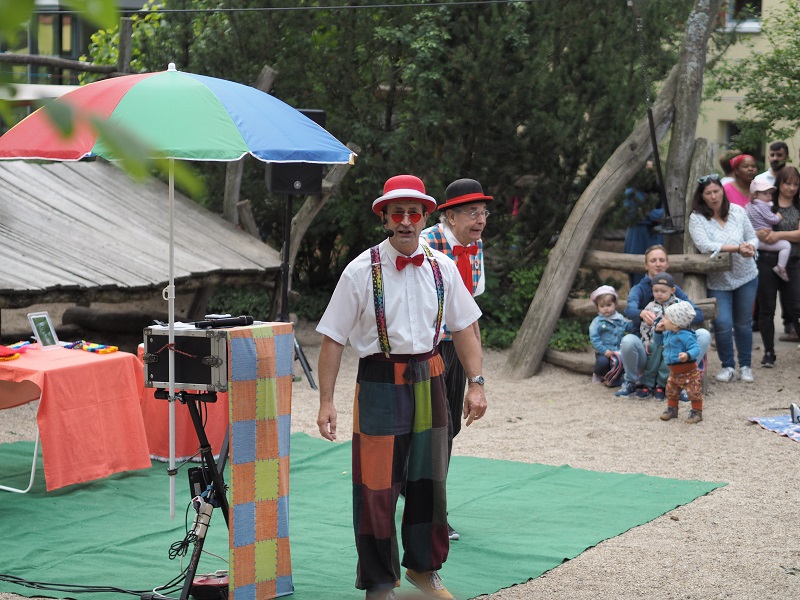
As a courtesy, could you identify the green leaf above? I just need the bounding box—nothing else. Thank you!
[0,0,34,41]
[43,102,77,137]
[62,0,119,30]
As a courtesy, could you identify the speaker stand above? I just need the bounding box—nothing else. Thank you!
[280,193,318,390]
[154,390,229,600]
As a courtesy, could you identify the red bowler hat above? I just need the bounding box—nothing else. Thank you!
[372,174,437,215]
[437,178,493,211]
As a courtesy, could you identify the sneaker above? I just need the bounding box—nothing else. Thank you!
[591,373,603,384]
[660,406,678,421]
[635,386,652,399]
[779,331,799,342]
[614,381,637,397]
[685,409,703,424]
[679,389,689,402]
[761,351,776,368]
[715,367,736,383]
[773,264,790,282]
[405,570,454,600]
[739,366,754,383]
[447,524,460,541]
[654,386,666,400]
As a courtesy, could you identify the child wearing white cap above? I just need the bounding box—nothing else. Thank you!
[588,285,633,386]
[659,302,704,424]
[746,178,790,281]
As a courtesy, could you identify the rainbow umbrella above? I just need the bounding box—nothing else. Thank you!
[0,63,354,517]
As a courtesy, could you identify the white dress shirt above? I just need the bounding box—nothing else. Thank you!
[317,239,482,357]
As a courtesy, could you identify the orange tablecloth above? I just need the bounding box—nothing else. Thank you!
[0,346,152,490]
[136,346,229,461]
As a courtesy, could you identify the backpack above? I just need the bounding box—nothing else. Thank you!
[603,352,624,388]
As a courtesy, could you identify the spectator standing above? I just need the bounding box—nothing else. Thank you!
[754,165,800,367]
[420,177,491,542]
[614,245,711,397]
[719,149,739,186]
[316,174,486,600]
[688,173,759,383]
[723,154,759,208]
[746,178,790,281]
[753,141,789,187]
[622,162,664,288]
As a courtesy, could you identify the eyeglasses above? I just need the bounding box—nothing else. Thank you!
[388,212,424,223]
[697,173,721,184]
[455,208,490,219]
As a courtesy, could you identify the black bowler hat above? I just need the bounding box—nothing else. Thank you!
[437,178,493,211]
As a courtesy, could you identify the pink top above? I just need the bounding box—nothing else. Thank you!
[723,182,750,208]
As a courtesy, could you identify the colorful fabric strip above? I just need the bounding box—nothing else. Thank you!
[370,246,391,357]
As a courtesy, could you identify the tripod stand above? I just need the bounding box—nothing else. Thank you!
[279,193,318,390]
[155,390,229,600]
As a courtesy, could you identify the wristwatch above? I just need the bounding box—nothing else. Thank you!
[468,375,485,385]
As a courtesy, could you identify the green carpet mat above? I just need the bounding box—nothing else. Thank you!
[0,433,725,600]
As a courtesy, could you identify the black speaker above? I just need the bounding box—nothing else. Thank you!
[266,109,326,195]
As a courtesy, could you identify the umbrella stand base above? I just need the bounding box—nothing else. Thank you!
[155,390,229,600]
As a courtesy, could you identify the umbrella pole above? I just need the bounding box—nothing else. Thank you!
[168,158,176,520]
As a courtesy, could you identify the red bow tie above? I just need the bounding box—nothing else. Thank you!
[453,245,478,257]
[453,244,478,291]
[396,254,425,270]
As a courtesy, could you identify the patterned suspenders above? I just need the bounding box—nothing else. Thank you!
[370,245,444,357]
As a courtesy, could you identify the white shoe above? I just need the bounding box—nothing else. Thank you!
[715,367,736,382]
[739,366,754,383]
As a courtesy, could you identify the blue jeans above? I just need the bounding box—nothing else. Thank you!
[709,276,758,369]
[620,329,711,384]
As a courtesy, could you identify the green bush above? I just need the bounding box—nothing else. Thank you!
[478,262,594,352]
[548,318,591,352]
[206,286,272,321]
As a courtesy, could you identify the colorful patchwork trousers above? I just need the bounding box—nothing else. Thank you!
[352,351,451,591]
[666,362,703,411]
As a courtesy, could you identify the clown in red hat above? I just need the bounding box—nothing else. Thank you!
[315,174,487,600]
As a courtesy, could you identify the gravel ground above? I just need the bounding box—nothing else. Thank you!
[2,317,800,599]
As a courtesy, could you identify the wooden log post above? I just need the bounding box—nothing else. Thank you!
[581,249,731,275]
[504,66,679,379]
[117,18,133,74]
[681,138,715,309]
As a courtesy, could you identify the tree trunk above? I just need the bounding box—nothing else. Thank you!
[503,66,679,379]
[505,0,723,380]
[117,18,133,74]
[664,0,724,244]
[581,249,731,275]
[0,53,116,74]
[682,137,716,306]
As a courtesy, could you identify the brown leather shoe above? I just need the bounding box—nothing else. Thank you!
[660,406,678,421]
[685,409,703,424]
